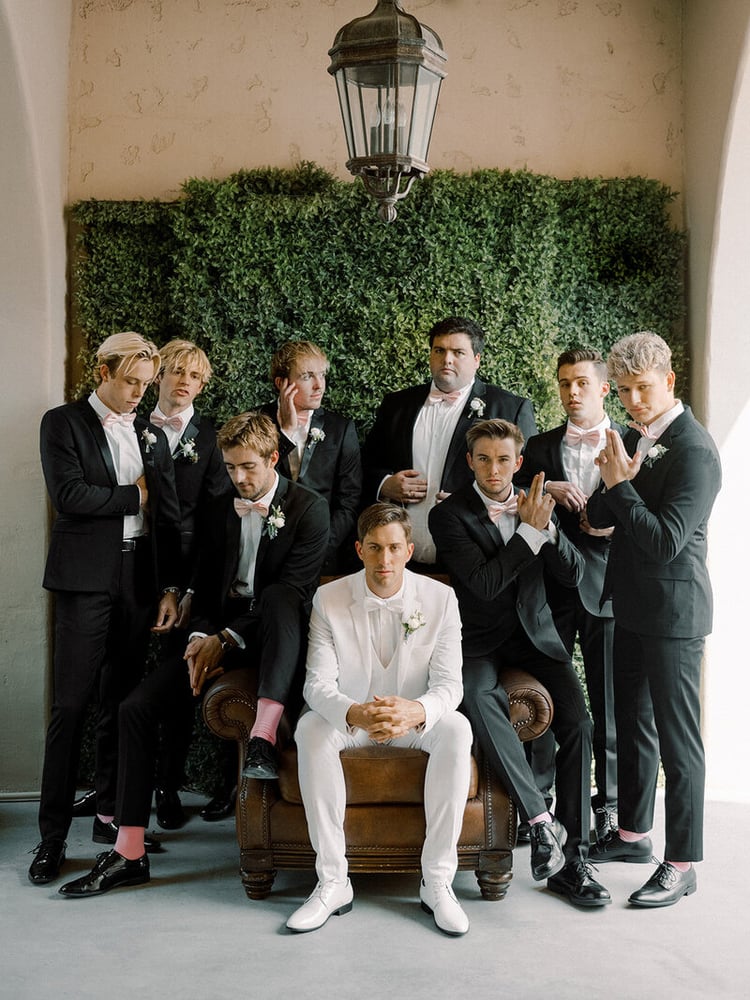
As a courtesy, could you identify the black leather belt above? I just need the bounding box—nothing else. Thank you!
[122,537,146,552]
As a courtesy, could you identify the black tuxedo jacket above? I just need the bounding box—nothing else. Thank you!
[516,420,626,617]
[586,406,721,638]
[40,398,181,596]
[191,475,329,644]
[259,403,361,558]
[169,410,230,588]
[429,483,584,660]
[362,376,538,501]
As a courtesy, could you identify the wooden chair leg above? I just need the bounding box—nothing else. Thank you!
[476,868,513,901]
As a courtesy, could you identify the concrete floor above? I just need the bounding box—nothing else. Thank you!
[1,792,747,1000]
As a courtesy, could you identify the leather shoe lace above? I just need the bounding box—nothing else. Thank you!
[593,806,618,842]
[548,859,612,907]
[58,849,150,898]
[629,862,697,908]
[241,737,278,780]
[529,816,567,881]
[419,879,469,936]
[286,879,353,933]
[28,840,66,885]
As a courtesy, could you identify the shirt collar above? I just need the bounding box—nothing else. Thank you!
[565,414,610,436]
[473,480,514,510]
[89,389,131,424]
[642,400,684,440]
[151,402,194,432]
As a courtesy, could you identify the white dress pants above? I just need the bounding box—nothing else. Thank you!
[295,710,473,884]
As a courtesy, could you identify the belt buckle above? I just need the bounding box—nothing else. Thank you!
[122,538,137,552]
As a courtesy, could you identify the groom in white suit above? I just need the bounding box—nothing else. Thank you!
[287,503,473,936]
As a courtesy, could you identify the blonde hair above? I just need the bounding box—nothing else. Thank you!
[95,332,160,382]
[607,332,672,380]
[270,341,328,383]
[159,339,212,384]
[216,411,279,459]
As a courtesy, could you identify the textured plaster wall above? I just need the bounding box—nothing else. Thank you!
[68,0,684,202]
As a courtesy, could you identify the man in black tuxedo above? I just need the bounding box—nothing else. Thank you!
[362,316,537,569]
[57,411,329,897]
[260,339,361,573]
[29,333,182,886]
[517,348,625,841]
[430,418,611,908]
[587,332,721,908]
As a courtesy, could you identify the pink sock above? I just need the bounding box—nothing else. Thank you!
[250,698,285,746]
[619,828,650,842]
[528,812,553,826]
[97,813,115,824]
[666,860,692,872]
[113,825,146,860]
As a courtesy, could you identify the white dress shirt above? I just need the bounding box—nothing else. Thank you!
[149,403,193,455]
[561,415,610,497]
[472,481,555,553]
[88,390,145,539]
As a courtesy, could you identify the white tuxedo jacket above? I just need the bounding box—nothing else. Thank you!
[303,569,463,735]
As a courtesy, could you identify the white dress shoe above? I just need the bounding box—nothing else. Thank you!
[419,879,469,936]
[286,879,353,933]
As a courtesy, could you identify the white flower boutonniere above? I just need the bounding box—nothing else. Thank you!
[264,504,286,540]
[308,427,326,448]
[176,438,199,464]
[643,444,668,468]
[402,609,427,642]
[141,429,157,453]
[469,397,485,419]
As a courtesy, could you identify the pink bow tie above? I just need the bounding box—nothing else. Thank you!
[628,421,658,442]
[150,412,184,432]
[233,498,269,518]
[565,425,602,447]
[487,494,518,523]
[101,412,136,429]
[427,389,462,406]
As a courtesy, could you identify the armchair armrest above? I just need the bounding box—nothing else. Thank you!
[500,668,553,742]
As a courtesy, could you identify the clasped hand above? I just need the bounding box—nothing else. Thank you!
[184,634,225,697]
[346,694,426,742]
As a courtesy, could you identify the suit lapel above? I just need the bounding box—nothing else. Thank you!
[298,409,324,481]
[442,377,485,489]
[253,476,289,589]
[79,399,118,486]
[349,581,375,691]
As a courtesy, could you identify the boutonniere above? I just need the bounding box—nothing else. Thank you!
[264,504,285,540]
[469,397,485,419]
[141,429,157,453]
[176,438,199,464]
[643,444,668,468]
[308,427,326,448]
[402,609,427,642]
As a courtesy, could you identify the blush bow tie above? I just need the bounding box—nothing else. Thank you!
[101,412,136,429]
[363,595,404,615]
[233,499,269,518]
[628,421,659,442]
[487,495,519,523]
[149,413,184,432]
[427,389,462,406]
[565,425,602,447]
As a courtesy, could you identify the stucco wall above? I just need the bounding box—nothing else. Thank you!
[68,0,684,202]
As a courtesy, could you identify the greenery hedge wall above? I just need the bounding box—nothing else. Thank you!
[71,163,685,793]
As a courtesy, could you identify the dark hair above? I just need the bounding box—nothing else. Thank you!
[357,503,412,545]
[427,316,485,356]
[556,347,608,380]
[465,418,524,456]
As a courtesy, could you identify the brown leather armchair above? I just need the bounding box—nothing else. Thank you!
[203,664,553,902]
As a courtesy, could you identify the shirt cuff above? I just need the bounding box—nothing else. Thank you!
[516,521,549,554]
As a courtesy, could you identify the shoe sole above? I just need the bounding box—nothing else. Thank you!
[240,768,278,780]
[59,873,151,898]
[590,851,652,864]
[547,882,612,907]
[287,901,353,933]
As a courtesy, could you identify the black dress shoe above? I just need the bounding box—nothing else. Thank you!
[588,828,653,864]
[548,859,612,907]
[529,817,567,881]
[154,788,186,830]
[28,840,66,885]
[241,737,278,780]
[516,821,531,845]
[58,850,149,897]
[71,788,98,818]
[92,817,164,853]
[629,862,697,908]
[200,787,237,822]
[593,805,618,843]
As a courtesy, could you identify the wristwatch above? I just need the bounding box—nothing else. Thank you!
[218,630,236,653]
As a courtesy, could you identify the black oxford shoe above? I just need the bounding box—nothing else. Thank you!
[71,788,98,818]
[28,840,66,885]
[58,850,149,897]
[92,817,163,853]
[200,787,237,822]
[588,828,653,864]
[529,816,567,881]
[548,860,612,907]
[154,788,186,830]
[629,862,697,908]
[241,737,278,780]
[592,806,618,843]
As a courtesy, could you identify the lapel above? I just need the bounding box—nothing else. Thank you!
[179,411,201,450]
[298,409,325,481]
[392,572,419,694]
[349,576,375,691]
[548,424,567,480]
[402,385,431,466]
[466,482,506,550]
[442,377,486,487]
[253,476,289,587]
[223,492,242,594]
[78,399,118,486]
